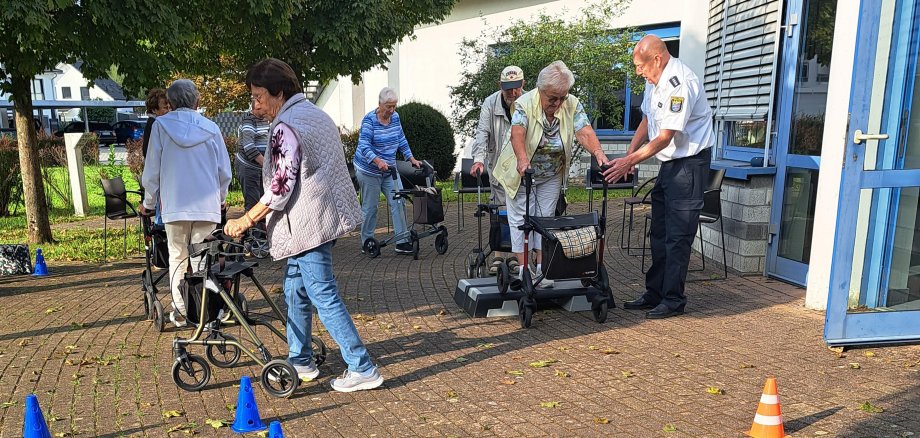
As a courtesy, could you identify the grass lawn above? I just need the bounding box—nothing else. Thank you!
[0,165,244,263]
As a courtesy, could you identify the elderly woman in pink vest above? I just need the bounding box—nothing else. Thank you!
[492,61,610,288]
[224,58,383,393]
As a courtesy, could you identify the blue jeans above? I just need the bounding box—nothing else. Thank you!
[283,241,374,373]
[356,170,409,245]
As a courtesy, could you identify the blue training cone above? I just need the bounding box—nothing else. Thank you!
[231,376,266,433]
[23,394,52,438]
[32,248,48,276]
[268,421,285,438]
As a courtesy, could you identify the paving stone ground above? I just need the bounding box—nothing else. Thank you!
[1,201,918,437]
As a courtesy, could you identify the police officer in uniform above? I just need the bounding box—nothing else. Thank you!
[603,35,714,319]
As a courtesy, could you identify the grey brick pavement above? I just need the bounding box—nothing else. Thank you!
[0,201,918,437]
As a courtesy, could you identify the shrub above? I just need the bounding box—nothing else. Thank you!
[224,135,240,191]
[125,139,144,186]
[341,128,359,163]
[0,135,21,217]
[395,102,456,181]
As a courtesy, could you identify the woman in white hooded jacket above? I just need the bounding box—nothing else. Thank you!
[141,79,232,328]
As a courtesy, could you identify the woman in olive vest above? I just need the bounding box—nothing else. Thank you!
[492,60,609,288]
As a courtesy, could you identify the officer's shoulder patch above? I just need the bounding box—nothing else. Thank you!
[670,96,684,113]
[669,76,681,87]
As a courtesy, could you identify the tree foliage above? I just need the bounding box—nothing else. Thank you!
[173,57,250,117]
[449,0,639,138]
[0,0,456,243]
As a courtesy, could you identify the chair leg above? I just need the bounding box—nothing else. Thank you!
[619,201,627,249]
[720,218,728,279]
[700,222,706,271]
[103,218,108,263]
[123,218,128,260]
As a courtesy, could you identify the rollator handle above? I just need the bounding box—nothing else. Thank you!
[522,168,534,188]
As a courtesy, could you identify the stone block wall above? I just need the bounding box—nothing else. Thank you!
[693,174,774,275]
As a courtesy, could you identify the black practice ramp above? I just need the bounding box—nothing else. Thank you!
[454,277,597,318]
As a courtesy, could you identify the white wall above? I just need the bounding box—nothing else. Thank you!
[54,63,115,102]
[318,0,708,140]
[804,1,861,310]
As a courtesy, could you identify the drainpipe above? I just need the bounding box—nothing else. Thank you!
[713,1,730,159]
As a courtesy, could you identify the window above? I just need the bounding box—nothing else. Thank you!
[61,87,72,99]
[800,63,810,82]
[80,87,90,100]
[31,79,45,100]
[594,24,680,135]
[722,120,769,162]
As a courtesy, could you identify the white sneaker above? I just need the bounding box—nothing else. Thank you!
[294,362,320,381]
[330,368,384,392]
[169,311,188,328]
[532,269,554,288]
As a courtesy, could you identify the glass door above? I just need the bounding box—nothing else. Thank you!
[826,0,920,345]
[767,0,838,285]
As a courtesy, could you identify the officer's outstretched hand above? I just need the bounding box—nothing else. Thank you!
[603,157,632,183]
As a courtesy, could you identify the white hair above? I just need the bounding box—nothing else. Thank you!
[166,79,200,109]
[536,61,575,93]
[379,87,398,104]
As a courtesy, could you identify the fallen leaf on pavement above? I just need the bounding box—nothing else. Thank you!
[506,370,525,376]
[540,401,560,408]
[45,306,64,314]
[859,401,883,413]
[455,356,468,363]
[529,359,558,368]
[205,419,231,429]
[621,371,634,378]
[0,401,17,408]
[849,362,861,369]
[706,387,725,395]
[162,410,184,420]
[864,351,876,357]
[500,379,516,385]
[594,417,609,424]
[663,424,678,432]
[446,391,458,398]
[555,370,570,378]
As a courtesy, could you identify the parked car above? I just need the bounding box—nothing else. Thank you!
[0,118,44,138]
[112,120,147,144]
[54,121,116,145]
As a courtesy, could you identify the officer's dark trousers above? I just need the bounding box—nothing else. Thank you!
[643,147,711,311]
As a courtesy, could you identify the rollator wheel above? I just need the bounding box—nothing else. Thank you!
[437,225,448,236]
[466,252,478,278]
[411,231,420,260]
[519,299,535,329]
[363,238,381,258]
[153,300,165,332]
[435,232,449,255]
[312,335,327,366]
[261,359,299,398]
[598,266,615,307]
[143,289,153,320]
[206,334,242,368]
[172,354,211,392]
[497,263,510,294]
[592,299,609,324]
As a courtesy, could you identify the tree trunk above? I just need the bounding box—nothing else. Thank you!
[12,73,54,244]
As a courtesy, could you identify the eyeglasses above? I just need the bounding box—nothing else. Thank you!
[545,93,568,105]
[251,93,265,104]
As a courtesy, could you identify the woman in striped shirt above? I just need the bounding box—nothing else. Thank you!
[353,87,423,254]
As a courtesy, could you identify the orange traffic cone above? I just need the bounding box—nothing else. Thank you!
[746,377,786,438]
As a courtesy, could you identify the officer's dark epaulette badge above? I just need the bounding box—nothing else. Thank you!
[669,76,680,87]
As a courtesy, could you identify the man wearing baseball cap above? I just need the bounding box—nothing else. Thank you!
[471,65,526,275]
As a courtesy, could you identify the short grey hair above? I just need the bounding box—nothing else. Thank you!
[379,87,398,104]
[536,61,575,93]
[166,79,200,109]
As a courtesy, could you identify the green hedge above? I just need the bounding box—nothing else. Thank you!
[395,102,456,181]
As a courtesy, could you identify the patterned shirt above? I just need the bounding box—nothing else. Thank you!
[353,110,415,177]
[259,123,300,211]
[236,112,271,169]
[511,101,590,178]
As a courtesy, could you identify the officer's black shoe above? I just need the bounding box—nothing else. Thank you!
[623,297,658,310]
[645,304,685,319]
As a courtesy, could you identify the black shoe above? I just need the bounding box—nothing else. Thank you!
[395,243,414,254]
[646,304,685,319]
[623,297,658,310]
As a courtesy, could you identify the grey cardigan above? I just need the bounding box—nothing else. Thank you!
[263,94,363,260]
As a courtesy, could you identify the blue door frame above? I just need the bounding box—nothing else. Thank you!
[825,0,920,346]
[765,0,822,286]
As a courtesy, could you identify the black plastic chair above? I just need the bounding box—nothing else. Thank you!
[641,168,727,279]
[585,153,636,212]
[453,158,490,230]
[620,176,657,254]
[101,176,141,262]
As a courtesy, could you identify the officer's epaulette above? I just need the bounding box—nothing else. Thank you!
[669,76,680,87]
